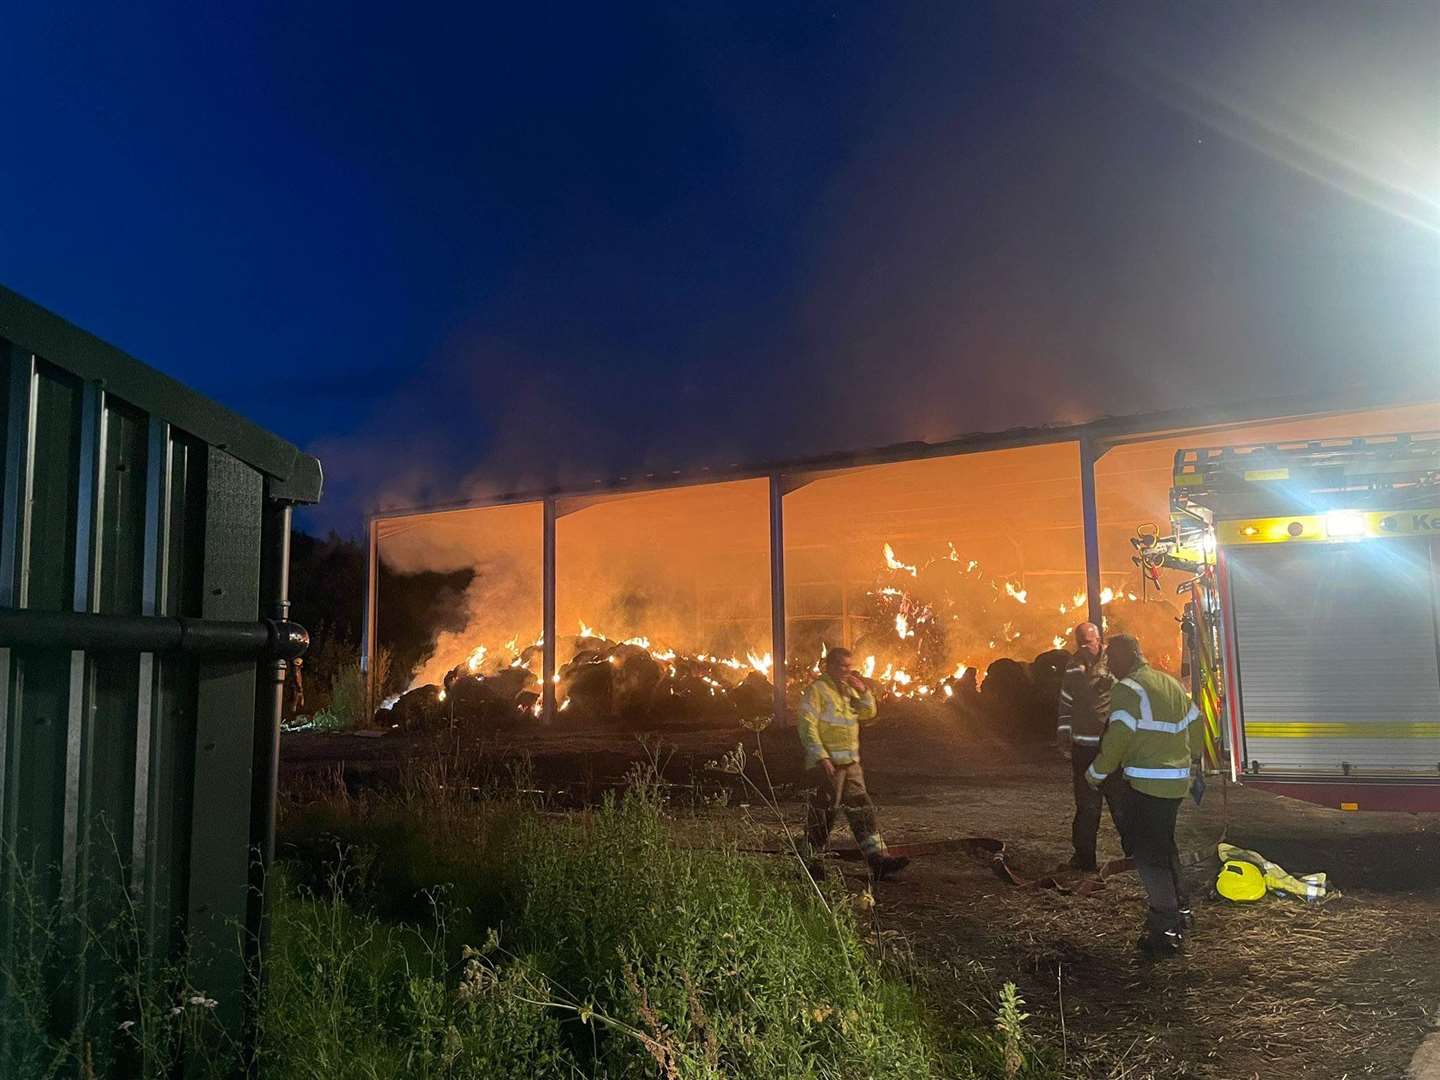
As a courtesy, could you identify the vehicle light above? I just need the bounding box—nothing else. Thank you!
[1286,521,1305,537]
[1240,525,1259,537]
[1324,511,1365,538]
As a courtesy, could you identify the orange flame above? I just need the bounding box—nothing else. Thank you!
[882,543,918,577]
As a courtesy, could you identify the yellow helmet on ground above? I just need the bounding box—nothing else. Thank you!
[1216,859,1266,902]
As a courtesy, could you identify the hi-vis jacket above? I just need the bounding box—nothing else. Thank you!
[1085,664,1202,799]
[796,674,878,769]
[1056,653,1113,745]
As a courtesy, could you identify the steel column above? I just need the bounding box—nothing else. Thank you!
[361,516,378,713]
[1079,436,1108,631]
[768,474,787,727]
[542,498,557,723]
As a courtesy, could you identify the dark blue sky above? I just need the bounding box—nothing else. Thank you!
[3,2,1436,532]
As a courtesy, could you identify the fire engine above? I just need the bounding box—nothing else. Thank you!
[1133,431,1440,812]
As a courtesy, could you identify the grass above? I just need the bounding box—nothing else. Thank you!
[268,752,1055,1079]
[4,757,1056,1078]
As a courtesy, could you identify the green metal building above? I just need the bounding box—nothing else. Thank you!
[0,285,322,1072]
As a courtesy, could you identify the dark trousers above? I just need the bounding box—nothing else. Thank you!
[1070,744,1128,869]
[1122,786,1188,932]
[803,762,887,865]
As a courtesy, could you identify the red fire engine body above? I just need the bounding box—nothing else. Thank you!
[1135,431,1440,813]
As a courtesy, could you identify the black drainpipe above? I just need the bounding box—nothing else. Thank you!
[246,497,301,1076]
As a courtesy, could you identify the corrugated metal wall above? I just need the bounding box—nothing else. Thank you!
[0,290,321,1074]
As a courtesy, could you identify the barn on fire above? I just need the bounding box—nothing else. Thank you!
[363,392,1438,735]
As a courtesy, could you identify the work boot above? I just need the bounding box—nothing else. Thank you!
[1067,855,1099,873]
[1136,928,1184,959]
[869,855,911,881]
[1178,907,1194,931]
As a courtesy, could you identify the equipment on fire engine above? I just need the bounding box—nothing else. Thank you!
[1140,429,1440,813]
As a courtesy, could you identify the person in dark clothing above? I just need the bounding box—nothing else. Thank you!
[1056,621,1125,870]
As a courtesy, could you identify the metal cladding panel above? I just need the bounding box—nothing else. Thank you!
[185,448,263,1037]
[1227,539,1440,776]
[0,308,303,1074]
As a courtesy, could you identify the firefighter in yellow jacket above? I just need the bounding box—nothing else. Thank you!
[797,648,910,881]
[1086,634,1203,958]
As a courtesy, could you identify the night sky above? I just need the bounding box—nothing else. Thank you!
[3,2,1436,533]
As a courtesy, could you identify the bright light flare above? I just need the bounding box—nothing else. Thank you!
[1325,510,1366,538]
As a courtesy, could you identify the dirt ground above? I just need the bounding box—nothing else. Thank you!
[282,709,1440,1079]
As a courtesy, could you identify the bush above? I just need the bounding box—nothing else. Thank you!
[290,645,391,731]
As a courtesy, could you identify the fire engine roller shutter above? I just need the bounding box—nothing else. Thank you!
[1226,538,1440,776]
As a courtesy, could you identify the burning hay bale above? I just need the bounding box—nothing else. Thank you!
[609,643,663,718]
[565,639,770,729]
[392,684,445,730]
[392,537,1180,736]
[1028,646,1070,713]
[730,671,773,724]
[442,666,533,721]
[978,658,1031,730]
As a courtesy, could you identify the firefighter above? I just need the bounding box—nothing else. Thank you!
[287,656,306,721]
[1086,634,1202,958]
[1056,621,1125,871]
[796,647,910,882]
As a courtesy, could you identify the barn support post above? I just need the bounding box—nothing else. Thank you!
[361,516,378,714]
[1079,435,1110,632]
[542,498,557,724]
[768,474,787,727]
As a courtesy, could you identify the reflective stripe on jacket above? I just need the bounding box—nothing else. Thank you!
[796,674,878,769]
[1085,664,1201,798]
[1056,653,1113,745]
